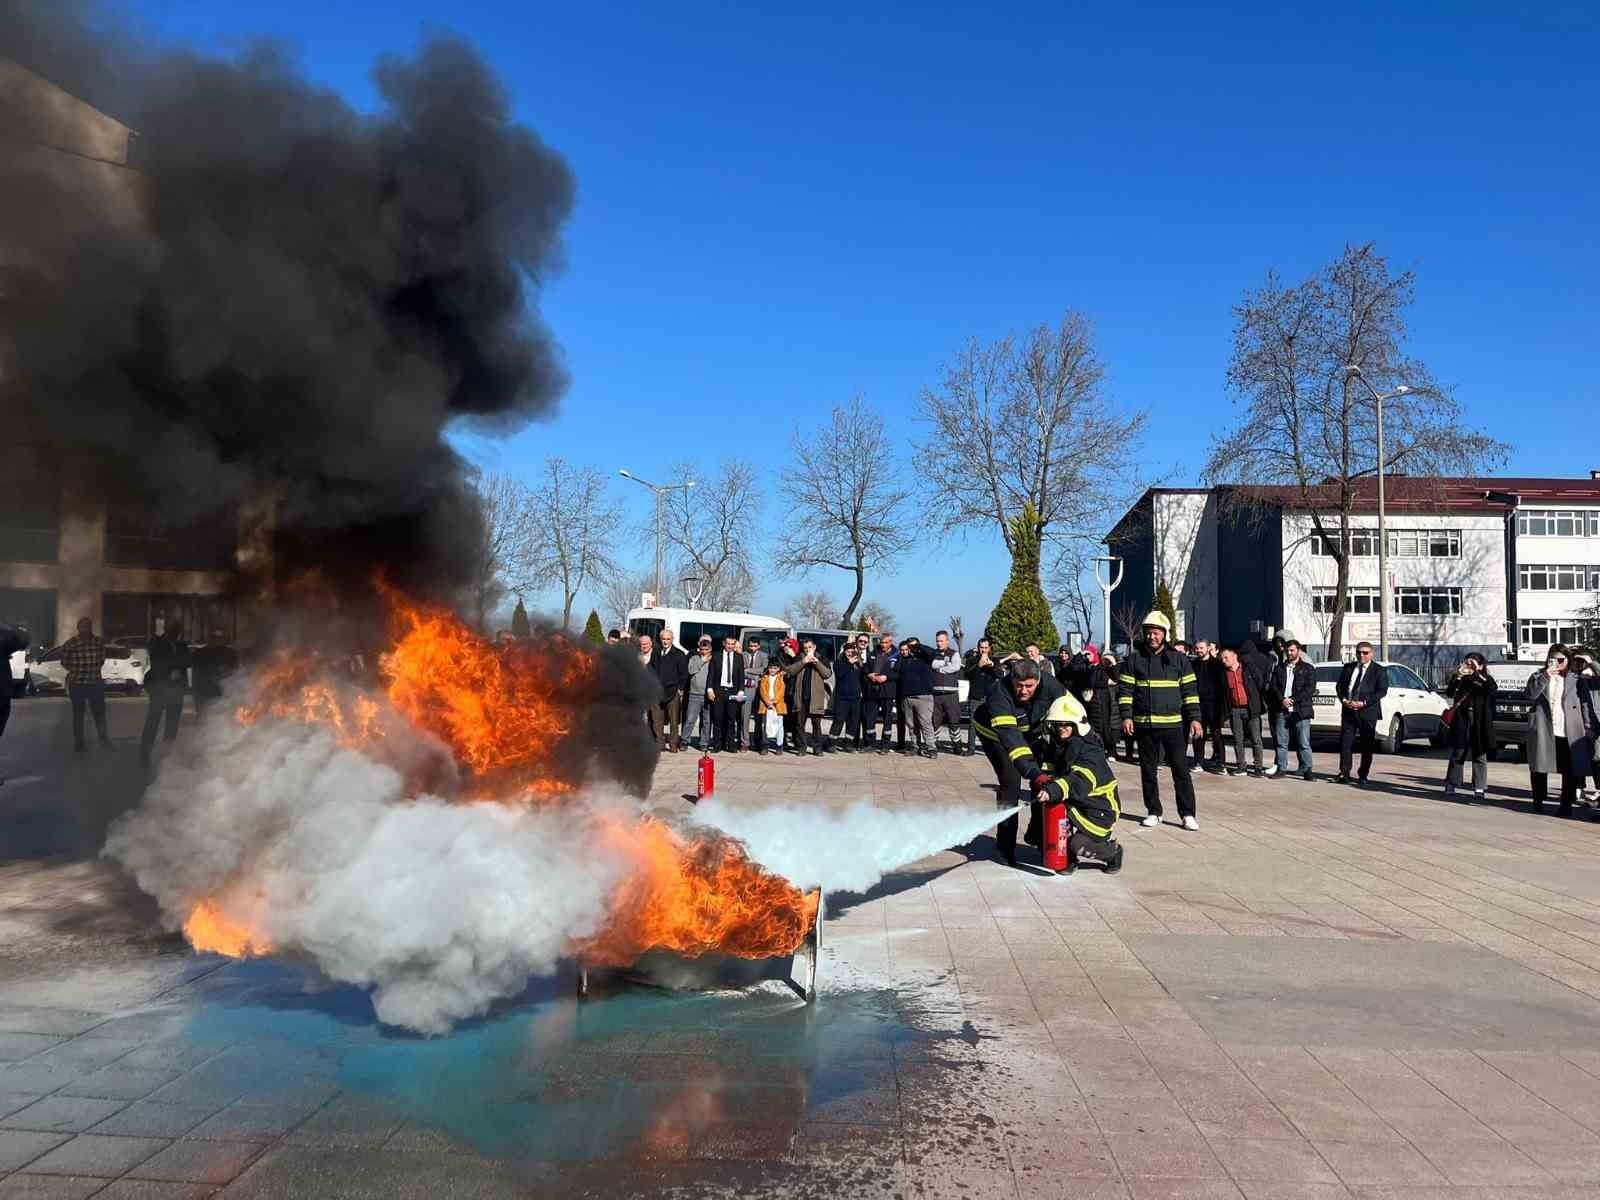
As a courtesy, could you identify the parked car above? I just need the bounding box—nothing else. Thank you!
[1483,661,1538,760]
[1310,660,1449,753]
[26,642,150,695]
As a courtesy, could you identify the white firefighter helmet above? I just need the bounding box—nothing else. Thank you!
[1044,693,1088,733]
[1141,610,1172,633]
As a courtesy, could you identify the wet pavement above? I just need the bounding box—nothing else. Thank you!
[6,696,1600,1197]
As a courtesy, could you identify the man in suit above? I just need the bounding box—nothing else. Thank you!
[706,634,746,753]
[1335,641,1388,785]
[1268,637,1318,780]
[649,628,689,752]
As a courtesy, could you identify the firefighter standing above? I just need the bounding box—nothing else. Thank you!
[1117,611,1203,830]
[973,659,1064,867]
[1031,694,1123,874]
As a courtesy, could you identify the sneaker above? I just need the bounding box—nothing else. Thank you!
[1475,791,1487,803]
[1224,766,1240,777]
[1182,815,1200,832]
[1247,767,1263,778]
[1263,764,1280,777]
[1335,774,1352,785]
[1140,814,1161,829]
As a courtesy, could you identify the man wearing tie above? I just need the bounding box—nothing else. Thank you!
[1335,642,1389,785]
[706,634,746,753]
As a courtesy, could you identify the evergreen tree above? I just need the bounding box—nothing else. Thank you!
[511,598,531,640]
[983,503,1060,653]
[581,609,604,645]
[1153,580,1178,636]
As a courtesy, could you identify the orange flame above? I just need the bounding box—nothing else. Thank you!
[187,585,817,969]
[582,817,820,967]
[183,899,273,958]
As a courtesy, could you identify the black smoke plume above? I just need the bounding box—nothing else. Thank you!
[1,1,575,608]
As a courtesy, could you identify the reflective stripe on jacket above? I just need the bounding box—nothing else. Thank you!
[1116,641,1200,727]
[973,672,1065,782]
[1039,734,1120,839]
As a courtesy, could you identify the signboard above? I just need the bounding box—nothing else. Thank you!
[641,592,657,609]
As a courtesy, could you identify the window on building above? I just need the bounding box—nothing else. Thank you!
[1309,530,1378,557]
[0,451,62,564]
[1392,586,1462,616]
[1385,529,1461,558]
[1519,564,1600,591]
[0,588,58,650]
[1518,510,1600,537]
[102,594,236,644]
[1520,619,1592,649]
[1311,587,1382,614]
[104,493,237,571]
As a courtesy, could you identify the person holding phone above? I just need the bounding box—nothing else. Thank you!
[1442,653,1494,803]
[1525,645,1600,816]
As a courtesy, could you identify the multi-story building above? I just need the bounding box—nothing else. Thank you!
[0,58,245,648]
[1105,475,1600,680]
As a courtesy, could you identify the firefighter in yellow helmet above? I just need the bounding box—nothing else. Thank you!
[1031,693,1123,874]
[1117,609,1203,830]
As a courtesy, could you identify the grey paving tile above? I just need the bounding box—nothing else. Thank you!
[1208,1136,1339,1183]
[23,1134,169,1177]
[92,1183,218,1200]
[1,1096,127,1134]
[27,1040,142,1071]
[0,1036,65,1063]
[0,1012,107,1039]
[221,1145,533,1199]
[126,1137,261,1184]
[186,1104,313,1143]
[1311,1140,1447,1186]
[0,1094,47,1122]
[1109,1131,1229,1178]
[0,1130,72,1172]
[89,1103,220,1139]
[0,1174,106,1199]
[0,1065,90,1095]
[57,1070,180,1103]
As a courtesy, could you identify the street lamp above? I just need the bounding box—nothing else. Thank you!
[1092,555,1125,650]
[1343,367,1412,661]
[618,469,694,607]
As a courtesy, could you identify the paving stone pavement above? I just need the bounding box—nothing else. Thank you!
[4,697,1600,1197]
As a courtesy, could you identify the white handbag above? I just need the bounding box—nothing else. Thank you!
[764,708,783,741]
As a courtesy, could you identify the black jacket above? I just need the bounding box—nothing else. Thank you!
[964,649,1003,704]
[866,650,899,700]
[898,645,935,698]
[1117,640,1201,730]
[651,645,689,696]
[974,672,1066,784]
[1445,669,1495,758]
[190,643,238,699]
[1037,732,1121,839]
[1336,660,1389,724]
[1270,658,1318,717]
[1212,660,1264,724]
[1238,639,1275,696]
[146,634,191,688]
[706,649,746,699]
[832,657,863,703]
[1192,655,1221,711]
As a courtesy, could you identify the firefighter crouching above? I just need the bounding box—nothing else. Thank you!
[1030,694,1124,875]
[973,658,1064,868]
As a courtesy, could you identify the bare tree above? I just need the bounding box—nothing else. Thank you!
[1201,243,1506,658]
[1047,548,1097,642]
[599,569,661,634]
[525,457,624,632]
[917,311,1148,588]
[1112,599,1143,647]
[783,589,841,629]
[771,396,912,626]
[466,471,535,632]
[659,459,759,611]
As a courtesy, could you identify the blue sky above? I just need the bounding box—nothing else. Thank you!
[138,2,1598,639]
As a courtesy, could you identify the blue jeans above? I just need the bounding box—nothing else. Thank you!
[683,691,710,747]
[1274,710,1313,775]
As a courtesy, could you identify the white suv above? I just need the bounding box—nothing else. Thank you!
[1310,660,1448,753]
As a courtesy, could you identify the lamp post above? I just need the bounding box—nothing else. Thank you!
[1092,555,1125,650]
[1343,367,1411,661]
[618,470,694,605]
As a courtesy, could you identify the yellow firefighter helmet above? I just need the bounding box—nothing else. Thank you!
[1141,610,1172,633]
[1044,693,1088,731]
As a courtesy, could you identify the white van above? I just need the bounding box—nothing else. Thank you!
[626,607,793,652]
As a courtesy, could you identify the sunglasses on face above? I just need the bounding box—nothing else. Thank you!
[1358,650,1373,657]
[1551,656,1567,665]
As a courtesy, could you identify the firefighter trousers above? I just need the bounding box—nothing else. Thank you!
[1135,726,1195,819]
[982,738,1040,860]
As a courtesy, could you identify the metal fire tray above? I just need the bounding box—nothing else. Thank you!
[578,889,824,1004]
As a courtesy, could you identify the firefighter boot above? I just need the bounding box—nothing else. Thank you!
[1102,840,1124,875]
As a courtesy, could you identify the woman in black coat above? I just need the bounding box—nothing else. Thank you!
[1443,652,1494,804]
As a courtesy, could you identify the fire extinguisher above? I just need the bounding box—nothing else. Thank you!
[1041,796,1070,873]
[697,751,715,799]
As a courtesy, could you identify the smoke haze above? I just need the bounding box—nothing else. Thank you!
[1,1,575,606]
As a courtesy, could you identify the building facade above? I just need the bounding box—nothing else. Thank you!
[0,59,244,648]
[1105,476,1600,680]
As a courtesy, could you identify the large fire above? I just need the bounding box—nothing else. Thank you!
[186,589,817,973]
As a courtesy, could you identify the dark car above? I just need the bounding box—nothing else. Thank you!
[1483,662,1537,760]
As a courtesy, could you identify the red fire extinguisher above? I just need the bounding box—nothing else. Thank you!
[697,752,716,799]
[1041,797,1070,873]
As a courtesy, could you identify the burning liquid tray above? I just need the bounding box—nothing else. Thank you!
[578,891,824,1004]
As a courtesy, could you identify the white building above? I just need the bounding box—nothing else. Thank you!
[1105,475,1600,682]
